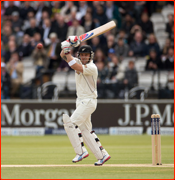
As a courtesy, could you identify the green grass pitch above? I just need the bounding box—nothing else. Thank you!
[1,135,174,179]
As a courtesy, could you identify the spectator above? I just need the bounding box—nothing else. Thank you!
[1,1,6,17]
[4,1,19,20]
[6,53,23,97]
[55,15,68,41]
[11,11,23,33]
[108,55,124,80]
[19,1,34,20]
[47,33,62,70]
[108,55,125,98]
[105,2,122,29]
[86,6,93,15]
[4,1,21,8]
[39,11,50,29]
[147,34,160,57]
[115,38,129,62]
[1,1,172,100]
[92,1,101,9]
[41,18,56,46]
[18,34,34,58]
[67,19,85,37]
[4,40,18,63]
[138,12,154,35]
[27,10,35,19]
[91,37,102,52]
[35,2,51,24]
[129,31,148,57]
[96,61,109,98]
[9,34,23,49]
[169,26,174,45]
[127,24,143,44]
[51,12,60,27]
[81,13,95,33]
[32,46,48,76]
[25,18,40,37]
[1,41,6,58]
[145,49,162,70]
[94,48,107,65]
[94,5,108,27]
[60,2,77,23]
[107,34,116,50]
[1,62,11,99]
[123,60,138,90]
[121,13,135,35]
[67,11,78,26]
[134,1,146,20]
[163,47,174,70]
[3,18,12,27]
[76,1,88,21]
[100,30,116,47]
[32,32,43,47]
[107,48,116,62]
[116,2,135,17]
[22,11,35,31]
[1,25,13,46]
[8,34,17,43]
[115,30,128,44]
[92,2,103,19]
[145,1,157,17]
[51,1,61,19]
[161,38,172,59]
[166,14,174,37]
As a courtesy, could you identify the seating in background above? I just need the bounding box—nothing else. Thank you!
[52,71,67,92]
[150,13,164,24]
[161,6,174,22]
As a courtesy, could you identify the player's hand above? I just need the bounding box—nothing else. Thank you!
[61,40,71,55]
[67,36,80,47]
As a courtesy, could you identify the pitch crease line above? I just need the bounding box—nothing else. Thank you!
[1,164,174,168]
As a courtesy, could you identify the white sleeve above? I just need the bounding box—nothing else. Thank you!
[82,63,97,76]
[73,57,81,64]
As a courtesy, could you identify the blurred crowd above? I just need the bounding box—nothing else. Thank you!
[1,1,174,99]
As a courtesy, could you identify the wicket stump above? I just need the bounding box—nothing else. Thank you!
[151,114,162,165]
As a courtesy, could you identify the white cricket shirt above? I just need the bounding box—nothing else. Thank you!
[74,57,98,99]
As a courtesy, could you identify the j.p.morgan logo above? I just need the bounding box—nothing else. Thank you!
[1,104,75,128]
[1,102,174,128]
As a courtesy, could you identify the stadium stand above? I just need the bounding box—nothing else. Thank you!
[1,1,174,100]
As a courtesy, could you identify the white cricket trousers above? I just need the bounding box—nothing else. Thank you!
[70,98,97,131]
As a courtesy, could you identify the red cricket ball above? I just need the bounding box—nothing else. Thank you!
[37,43,43,49]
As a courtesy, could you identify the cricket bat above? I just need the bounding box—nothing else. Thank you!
[79,21,116,42]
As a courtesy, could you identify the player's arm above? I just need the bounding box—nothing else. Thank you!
[60,50,69,62]
[60,41,83,73]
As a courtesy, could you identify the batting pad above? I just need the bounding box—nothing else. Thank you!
[63,114,83,155]
[80,125,103,160]
[91,131,102,146]
[91,131,108,156]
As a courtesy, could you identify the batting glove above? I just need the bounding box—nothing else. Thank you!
[61,40,71,55]
[67,36,81,47]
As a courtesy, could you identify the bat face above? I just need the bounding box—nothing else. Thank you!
[79,21,116,42]
[79,32,94,42]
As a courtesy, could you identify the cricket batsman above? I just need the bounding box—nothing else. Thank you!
[60,36,111,166]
